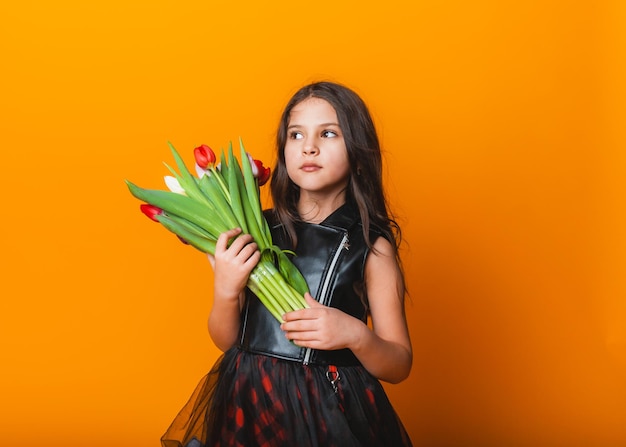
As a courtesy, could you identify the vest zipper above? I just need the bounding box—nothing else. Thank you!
[303,232,350,365]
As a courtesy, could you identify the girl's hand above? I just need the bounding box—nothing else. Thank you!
[212,228,260,302]
[208,227,258,351]
[280,293,365,350]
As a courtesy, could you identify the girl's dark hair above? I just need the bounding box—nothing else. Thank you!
[270,81,402,260]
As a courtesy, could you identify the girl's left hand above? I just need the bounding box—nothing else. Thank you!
[280,293,364,350]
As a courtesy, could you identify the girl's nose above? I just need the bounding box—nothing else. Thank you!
[303,137,319,155]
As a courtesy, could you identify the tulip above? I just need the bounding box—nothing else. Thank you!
[247,153,271,186]
[164,176,186,195]
[195,163,207,178]
[166,143,230,217]
[140,204,162,222]
[254,159,271,186]
[194,144,216,169]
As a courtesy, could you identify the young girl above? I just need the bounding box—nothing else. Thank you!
[162,81,413,447]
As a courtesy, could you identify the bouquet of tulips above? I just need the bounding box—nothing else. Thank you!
[126,140,308,322]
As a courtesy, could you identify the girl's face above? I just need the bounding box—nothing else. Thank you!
[284,97,350,202]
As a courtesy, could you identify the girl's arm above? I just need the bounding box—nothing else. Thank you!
[208,228,260,352]
[281,236,412,383]
[352,236,412,382]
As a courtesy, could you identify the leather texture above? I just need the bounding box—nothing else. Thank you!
[238,202,380,366]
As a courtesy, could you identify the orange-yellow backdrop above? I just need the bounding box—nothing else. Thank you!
[1,1,625,446]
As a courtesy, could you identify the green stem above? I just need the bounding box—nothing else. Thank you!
[249,266,289,317]
[246,280,283,322]
[261,261,308,310]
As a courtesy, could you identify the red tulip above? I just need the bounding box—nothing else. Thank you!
[253,159,271,186]
[140,204,163,222]
[194,144,216,169]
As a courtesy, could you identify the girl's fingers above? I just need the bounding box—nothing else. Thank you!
[240,242,260,260]
[243,249,261,268]
[281,294,320,322]
[229,234,256,255]
[303,293,321,307]
[214,228,260,278]
[216,229,258,259]
[216,228,242,251]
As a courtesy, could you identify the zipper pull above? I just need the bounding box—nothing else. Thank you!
[326,365,340,393]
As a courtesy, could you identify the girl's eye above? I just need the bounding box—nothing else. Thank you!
[322,130,337,138]
[289,131,304,140]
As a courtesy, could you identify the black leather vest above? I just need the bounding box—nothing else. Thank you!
[238,203,378,366]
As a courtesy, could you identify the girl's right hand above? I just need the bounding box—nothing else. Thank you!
[212,228,260,302]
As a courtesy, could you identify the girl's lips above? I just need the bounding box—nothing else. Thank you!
[300,164,321,172]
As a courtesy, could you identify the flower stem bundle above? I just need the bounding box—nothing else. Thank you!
[126,140,308,321]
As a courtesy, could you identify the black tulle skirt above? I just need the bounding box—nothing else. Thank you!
[161,347,412,447]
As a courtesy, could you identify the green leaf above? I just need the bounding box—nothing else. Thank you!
[163,212,220,241]
[157,214,217,254]
[198,171,240,230]
[240,184,266,249]
[239,139,269,246]
[226,142,248,233]
[167,142,213,207]
[126,180,228,236]
[275,247,309,296]
[218,148,229,180]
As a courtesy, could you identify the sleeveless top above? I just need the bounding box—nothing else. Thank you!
[238,202,381,367]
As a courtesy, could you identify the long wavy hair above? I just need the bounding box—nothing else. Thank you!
[270,81,402,261]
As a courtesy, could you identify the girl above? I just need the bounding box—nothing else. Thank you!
[162,81,413,447]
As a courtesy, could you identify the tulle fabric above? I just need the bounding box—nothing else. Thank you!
[162,347,412,447]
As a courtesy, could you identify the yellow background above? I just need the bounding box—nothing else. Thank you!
[2,1,625,446]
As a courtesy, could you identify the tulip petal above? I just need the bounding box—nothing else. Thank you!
[247,153,259,177]
[139,203,162,222]
[195,163,208,178]
[164,176,186,195]
[255,161,271,186]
